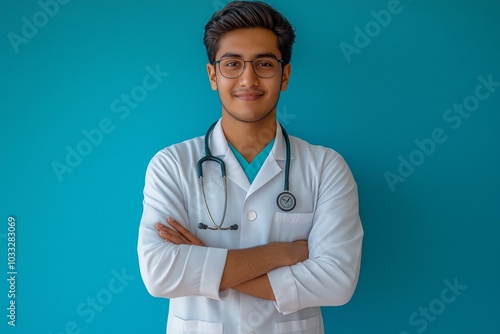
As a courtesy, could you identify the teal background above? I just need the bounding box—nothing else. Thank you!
[1,0,499,333]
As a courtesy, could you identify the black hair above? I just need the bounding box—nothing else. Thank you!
[203,1,296,64]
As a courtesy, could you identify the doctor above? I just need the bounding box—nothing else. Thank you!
[137,1,363,333]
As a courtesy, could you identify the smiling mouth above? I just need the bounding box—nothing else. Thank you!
[234,92,264,101]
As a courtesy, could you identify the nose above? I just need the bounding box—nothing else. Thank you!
[238,61,259,87]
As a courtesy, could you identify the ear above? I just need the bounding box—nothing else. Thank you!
[207,63,218,90]
[280,63,291,91]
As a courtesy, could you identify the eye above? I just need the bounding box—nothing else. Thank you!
[222,59,243,67]
[255,60,274,67]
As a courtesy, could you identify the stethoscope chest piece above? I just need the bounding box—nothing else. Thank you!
[277,191,296,211]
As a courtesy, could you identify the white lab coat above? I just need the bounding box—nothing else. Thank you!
[137,120,363,334]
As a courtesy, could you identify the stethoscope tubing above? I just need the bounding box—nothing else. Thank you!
[197,121,294,230]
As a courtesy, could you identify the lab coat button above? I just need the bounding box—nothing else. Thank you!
[246,210,257,221]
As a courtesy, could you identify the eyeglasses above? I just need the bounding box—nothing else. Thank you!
[214,57,285,79]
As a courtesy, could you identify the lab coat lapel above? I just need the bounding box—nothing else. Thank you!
[246,124,287,199]
[224,154,250,191]
[209,120,250,192]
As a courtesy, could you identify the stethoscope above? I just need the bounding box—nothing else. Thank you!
[197,121,296,231]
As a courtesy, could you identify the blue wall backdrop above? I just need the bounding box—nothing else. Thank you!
[1,0,499,333]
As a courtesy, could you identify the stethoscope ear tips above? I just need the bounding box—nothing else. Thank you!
[230,224,238,230]
[198,223,208,230]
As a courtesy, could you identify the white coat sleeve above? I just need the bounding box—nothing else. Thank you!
[137,150,228,300]
[267,153,363,314]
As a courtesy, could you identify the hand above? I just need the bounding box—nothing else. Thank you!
[156,217,205,246]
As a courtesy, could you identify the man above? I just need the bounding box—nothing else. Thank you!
[137,1,363,333]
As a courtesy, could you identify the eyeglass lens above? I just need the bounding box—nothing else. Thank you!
[218,58,280,78]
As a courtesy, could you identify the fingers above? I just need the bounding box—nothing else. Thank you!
[155,218,205,246]
[167,217,205,246]
[156,222,190,244]
[167,217,188,233]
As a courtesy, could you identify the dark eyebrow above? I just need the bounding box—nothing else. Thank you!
[255,52,279,59]
[219,52,279,59]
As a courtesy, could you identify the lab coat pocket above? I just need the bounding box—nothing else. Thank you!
[170,316,223,334]
[272,212,314,242]
[275,315,321,333]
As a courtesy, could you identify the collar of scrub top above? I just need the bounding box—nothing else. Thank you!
[204,119,290,163]
[201,119,294,197]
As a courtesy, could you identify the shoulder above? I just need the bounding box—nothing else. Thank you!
[289,135,354,183]
[289,136,358,200]
[289,135,343,163]
[147,135,204,172]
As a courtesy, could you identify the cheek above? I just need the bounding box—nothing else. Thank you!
[215,82,229,96]
[268,81,284,98]
[215,80,235,95]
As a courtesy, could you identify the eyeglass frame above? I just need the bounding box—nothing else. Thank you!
[213,57,285,79]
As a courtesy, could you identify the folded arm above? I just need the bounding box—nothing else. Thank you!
[137,150,308,301]
[266,154,364,314]
[157,218,308,300]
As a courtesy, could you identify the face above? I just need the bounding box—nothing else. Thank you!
[207,28,291,124]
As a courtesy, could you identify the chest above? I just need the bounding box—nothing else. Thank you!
[184,160,318,249]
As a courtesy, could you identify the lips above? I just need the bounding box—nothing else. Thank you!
[234,91,264,101]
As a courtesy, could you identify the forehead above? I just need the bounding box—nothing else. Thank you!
[216,28,281,59]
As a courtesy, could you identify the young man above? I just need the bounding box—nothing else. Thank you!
[137,1,363,333]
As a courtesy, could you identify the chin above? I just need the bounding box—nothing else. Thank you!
[232,111,275,123]
[222,100,277,123]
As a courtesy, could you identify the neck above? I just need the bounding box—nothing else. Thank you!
[221,112,277,163]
